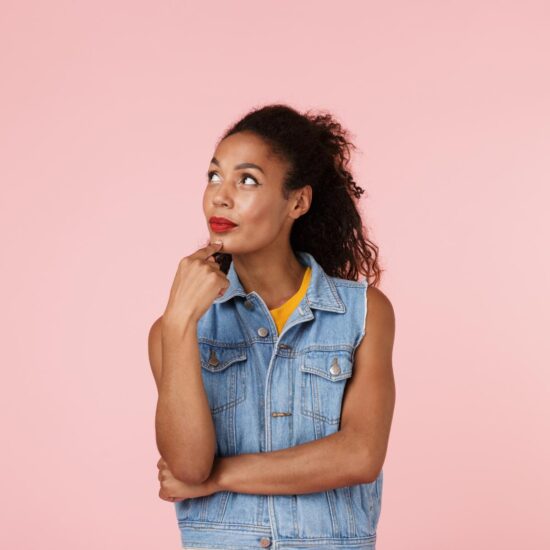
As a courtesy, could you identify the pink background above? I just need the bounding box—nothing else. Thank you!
[1,1,548,548]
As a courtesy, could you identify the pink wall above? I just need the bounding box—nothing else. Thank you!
[1,1,548,548]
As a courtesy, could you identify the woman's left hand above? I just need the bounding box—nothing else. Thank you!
[157,456,219,502]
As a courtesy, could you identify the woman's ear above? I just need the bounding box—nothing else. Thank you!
[296,184,312,217]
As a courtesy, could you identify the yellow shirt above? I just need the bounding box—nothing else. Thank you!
[268,266,312,335]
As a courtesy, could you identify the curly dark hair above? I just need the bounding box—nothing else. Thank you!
[212,103,383,287]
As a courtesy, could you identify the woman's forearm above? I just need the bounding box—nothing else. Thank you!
[156,318,216,484]
[211,429,370,495]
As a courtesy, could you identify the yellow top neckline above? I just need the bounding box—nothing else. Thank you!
[269,266,311,313]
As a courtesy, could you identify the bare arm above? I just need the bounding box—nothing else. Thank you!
[148,315,216,484]
[211,430,367,495]
[339,286,396,482]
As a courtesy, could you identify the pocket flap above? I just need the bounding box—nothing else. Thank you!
[300,349,353,381]
[199,344,248,373]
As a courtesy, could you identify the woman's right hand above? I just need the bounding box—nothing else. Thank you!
[161,241,228,334]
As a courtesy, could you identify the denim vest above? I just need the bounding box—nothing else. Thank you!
[175,250,383,549]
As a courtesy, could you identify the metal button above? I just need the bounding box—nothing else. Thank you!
[208,350,220,366]
[244,299,254,309]
[329,356,341,375]
[259,537,271,547]
[257,327,269,337]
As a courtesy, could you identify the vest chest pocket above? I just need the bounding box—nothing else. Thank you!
[300,349,354,425]
[199,343,248,414]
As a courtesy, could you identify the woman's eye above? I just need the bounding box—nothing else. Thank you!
[207,171,220,183]
[241,173,259,186]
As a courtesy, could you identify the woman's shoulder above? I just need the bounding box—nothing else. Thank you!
[365,286,395,335]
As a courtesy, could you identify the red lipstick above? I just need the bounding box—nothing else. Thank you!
[209,216,238,233]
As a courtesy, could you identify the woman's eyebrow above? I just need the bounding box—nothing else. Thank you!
[210,157,265,175]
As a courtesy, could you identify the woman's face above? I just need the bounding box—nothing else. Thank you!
[203,131,305,255]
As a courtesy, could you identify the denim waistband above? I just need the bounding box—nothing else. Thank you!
[179,523,377,549]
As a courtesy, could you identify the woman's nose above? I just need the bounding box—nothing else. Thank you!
[211,180,233,206]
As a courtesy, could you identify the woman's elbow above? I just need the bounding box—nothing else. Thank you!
[172,457,214,485]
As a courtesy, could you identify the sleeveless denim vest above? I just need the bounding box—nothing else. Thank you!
[175,250,383,549]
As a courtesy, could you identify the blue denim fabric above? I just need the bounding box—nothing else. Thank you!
[176,250,383,549]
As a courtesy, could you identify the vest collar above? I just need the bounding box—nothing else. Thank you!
[213,250,346,313]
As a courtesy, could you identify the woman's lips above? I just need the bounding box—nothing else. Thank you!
[209,221,238,233]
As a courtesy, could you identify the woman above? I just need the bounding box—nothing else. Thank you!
[148,104,396,549]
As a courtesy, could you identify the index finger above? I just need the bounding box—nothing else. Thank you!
[193,241,223,261]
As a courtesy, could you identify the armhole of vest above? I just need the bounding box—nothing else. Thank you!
[362,278,368,339]
[356,278,368,352]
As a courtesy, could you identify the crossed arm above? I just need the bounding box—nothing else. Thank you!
[154,286,396,497]
[209,429,367,496]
